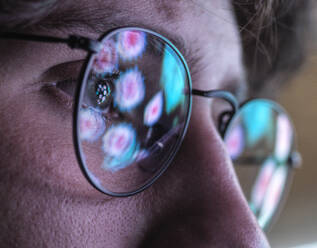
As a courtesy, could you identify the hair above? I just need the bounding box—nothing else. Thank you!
[233,0,312,97]
[0,0,312,97]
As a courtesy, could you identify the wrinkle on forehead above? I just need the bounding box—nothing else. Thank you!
[35,0,244,93]
[41,0,189,32]
[153,0,183,21]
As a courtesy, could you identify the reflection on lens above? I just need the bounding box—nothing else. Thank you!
[114,67,145,111]
[117,30,147,60]
[225,124,245,160]
[224,100,295,229]
[102,123,139,172]
[144,91,164,126]
[250,158,276,212]
[79,108,106,142]
[75,28,191,195]
[160,45,186,114]
[257,162,288,228]
[275,114,293,162]
[92,39,118,74]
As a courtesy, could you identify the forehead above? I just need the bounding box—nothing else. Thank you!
[48,0,237,49]
[43,0,243,89]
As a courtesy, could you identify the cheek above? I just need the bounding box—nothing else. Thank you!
[0,87,100,198]
[0,89,151,246]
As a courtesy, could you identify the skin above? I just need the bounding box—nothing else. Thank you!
[0,0,270,247]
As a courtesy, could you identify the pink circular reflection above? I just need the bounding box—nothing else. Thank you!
[144,91,163,126]
[102,124,136,157]
[93,39,118,74]
[79,108,106,142]
[225,124,245,160]
[117,30,146,60]
[115,68,145,111]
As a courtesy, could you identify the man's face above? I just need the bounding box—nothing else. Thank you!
[0,0,270,247]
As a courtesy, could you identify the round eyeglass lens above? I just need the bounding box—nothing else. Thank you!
[224,99,296,229]
[75,28,191,196]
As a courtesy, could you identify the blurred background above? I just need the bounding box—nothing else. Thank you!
[268,5,317,247]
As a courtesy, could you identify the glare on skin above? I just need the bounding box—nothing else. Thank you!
[0,0,270,247]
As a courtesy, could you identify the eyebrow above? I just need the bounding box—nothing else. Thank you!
[34,2,246,99]
[37,3,194,70]
[40,5,186,49]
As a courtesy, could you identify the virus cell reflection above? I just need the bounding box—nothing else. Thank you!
[144,91,164,126]
[117,30,147,60]
[114,67,145,111]
[102,123,139,172]
[93,39,118,75]
[79,108,106,142]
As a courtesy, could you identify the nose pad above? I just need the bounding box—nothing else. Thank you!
[140,103,270,247]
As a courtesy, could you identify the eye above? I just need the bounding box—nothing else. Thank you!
[55,78,78,99]
[83,71,120,110]
[39,60,84,107]
[39,77,77,109]
[211,98,234,133]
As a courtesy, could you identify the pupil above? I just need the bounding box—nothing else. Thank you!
[95,80,113,107]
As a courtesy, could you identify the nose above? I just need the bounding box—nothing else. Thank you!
[140,98,270,247]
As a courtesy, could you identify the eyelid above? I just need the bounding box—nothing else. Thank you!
[222,79,248,104]
[37,60,84,87]
[56,77,78,98]
[42,78,77,109]
[36,60,83,111]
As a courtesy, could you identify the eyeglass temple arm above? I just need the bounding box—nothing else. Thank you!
[191,89,238,114]
[0,32,101,53]
[1,33,239,111]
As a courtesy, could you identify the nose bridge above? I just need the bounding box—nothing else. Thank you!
[173,107,244,207]
[175,98,238,192]
[143,100,270,247]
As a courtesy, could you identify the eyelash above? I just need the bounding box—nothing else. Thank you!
[55,78,78,99]
[54,76,122,125]
[40,78,77,110]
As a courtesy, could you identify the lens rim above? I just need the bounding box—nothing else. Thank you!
[73,27,193,197]
[222,98,298,230]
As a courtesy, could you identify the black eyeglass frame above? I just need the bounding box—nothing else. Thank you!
[0,27,301,199]
[0,27,304,232]
[0,28,241,195]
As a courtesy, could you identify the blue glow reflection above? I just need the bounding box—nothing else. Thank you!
[160,46,186,114]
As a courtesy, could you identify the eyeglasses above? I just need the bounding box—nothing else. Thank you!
[0,27,301,229]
